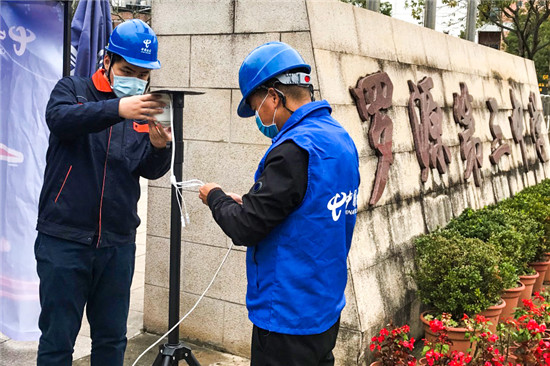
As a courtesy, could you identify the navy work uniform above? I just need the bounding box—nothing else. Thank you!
[35,68,170,365]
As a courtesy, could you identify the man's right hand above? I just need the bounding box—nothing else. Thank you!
[118,94,164,122]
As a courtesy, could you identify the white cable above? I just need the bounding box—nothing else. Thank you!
[131,96,233,366]
[131,243,234,366]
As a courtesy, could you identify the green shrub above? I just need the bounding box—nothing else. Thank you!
[414,230,504,320]
[519,179,550,198]
[487,231,523,285]
[498,191,550,261]
[446,206,543,274]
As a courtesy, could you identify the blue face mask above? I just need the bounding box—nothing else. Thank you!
[111,74,148,98]
[255,94,279,138]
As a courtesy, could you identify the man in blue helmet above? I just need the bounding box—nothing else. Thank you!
[199,42,360,366]
[35,19,170,365]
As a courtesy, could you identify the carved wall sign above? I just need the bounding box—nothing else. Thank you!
[528,92,549,163]
[486,98,511,165]
[348,72,548,195]
[407,76,451,183]
[350,72,394,206]
[453,82,483,187]
[509,89,529,168]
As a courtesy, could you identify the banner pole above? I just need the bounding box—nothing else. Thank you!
[62,0,71,77]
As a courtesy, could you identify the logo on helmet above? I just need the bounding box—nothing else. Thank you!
[141,39,152,55]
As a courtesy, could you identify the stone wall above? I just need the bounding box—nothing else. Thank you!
[144,1,550,364]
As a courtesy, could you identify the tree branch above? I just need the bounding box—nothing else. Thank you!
[533,39,550,54]
[478,7,516,32]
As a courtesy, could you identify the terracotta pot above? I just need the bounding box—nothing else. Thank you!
[529,260,550,293]
[420,311,472,354]
[478,298,506,334]
[369,362,381,366]
[519,271,540,305]
[545,253,550,282]
[500,281,526,322]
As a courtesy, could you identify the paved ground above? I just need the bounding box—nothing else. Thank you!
[0,179,249,366]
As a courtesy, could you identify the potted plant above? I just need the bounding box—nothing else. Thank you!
[414,230,504,352]
[368,322,417,366]
[421,315,510,365]
[499,191,550,290]
[446,206,543,303]
[487,233,524,322]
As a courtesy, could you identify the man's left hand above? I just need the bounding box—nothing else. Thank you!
[148,120,172,149]
[199,183,222,205]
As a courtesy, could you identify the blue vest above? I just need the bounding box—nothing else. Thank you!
[247,100,360,335]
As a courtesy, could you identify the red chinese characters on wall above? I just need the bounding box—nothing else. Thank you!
[453,82,483,187]
[348,71,549,196]
[350,72,394,206]
[509,89,529,168]
[528,91,549,163]
[486,98,511,165]
[407,76,451,183]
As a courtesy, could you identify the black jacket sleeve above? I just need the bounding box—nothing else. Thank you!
[45,77,123,140]
[207,140,308,246]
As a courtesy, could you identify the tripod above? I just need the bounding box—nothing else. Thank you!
[151,89,203,366]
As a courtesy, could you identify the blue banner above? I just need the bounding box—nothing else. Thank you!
[71,0,112,77]
[0,1,64,340]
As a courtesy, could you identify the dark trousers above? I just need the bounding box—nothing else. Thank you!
[251,318,340,366]
[35,233,135,366]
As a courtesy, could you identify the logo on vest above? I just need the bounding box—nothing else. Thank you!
[327,189,358,221]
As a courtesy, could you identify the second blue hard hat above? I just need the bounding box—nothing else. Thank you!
[237,42,311,118]
[106,19,161,70]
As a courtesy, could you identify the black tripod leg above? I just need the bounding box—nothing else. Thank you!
[151,343,202,366]
[183,351,201,366]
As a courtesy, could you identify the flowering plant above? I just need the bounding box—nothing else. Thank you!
[461,314,507,365]
[422,315,463,366]
[499,294,550,364]
[422,314,507,366]
[369,322,417,365]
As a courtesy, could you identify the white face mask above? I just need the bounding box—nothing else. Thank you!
[111,73,148,98]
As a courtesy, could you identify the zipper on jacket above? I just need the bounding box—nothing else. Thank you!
[54,165,72,203]
[97,127,113,248]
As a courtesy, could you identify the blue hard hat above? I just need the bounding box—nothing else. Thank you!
[105,19,160,70]
[237,42,311,117]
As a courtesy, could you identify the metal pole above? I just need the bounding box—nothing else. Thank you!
[465,0,478,41]
[62,0,71,77]
[168,92,184,345]
[366,0,380,12]
[423,0,437,29]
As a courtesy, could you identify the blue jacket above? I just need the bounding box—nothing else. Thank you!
[37,70,171,246]
[247,101,360,335]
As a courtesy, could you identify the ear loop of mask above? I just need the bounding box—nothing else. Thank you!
[267,86,294,115]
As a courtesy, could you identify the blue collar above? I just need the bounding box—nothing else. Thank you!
[272,100,332,144]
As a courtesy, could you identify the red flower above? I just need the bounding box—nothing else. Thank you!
[430,319,445,333]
